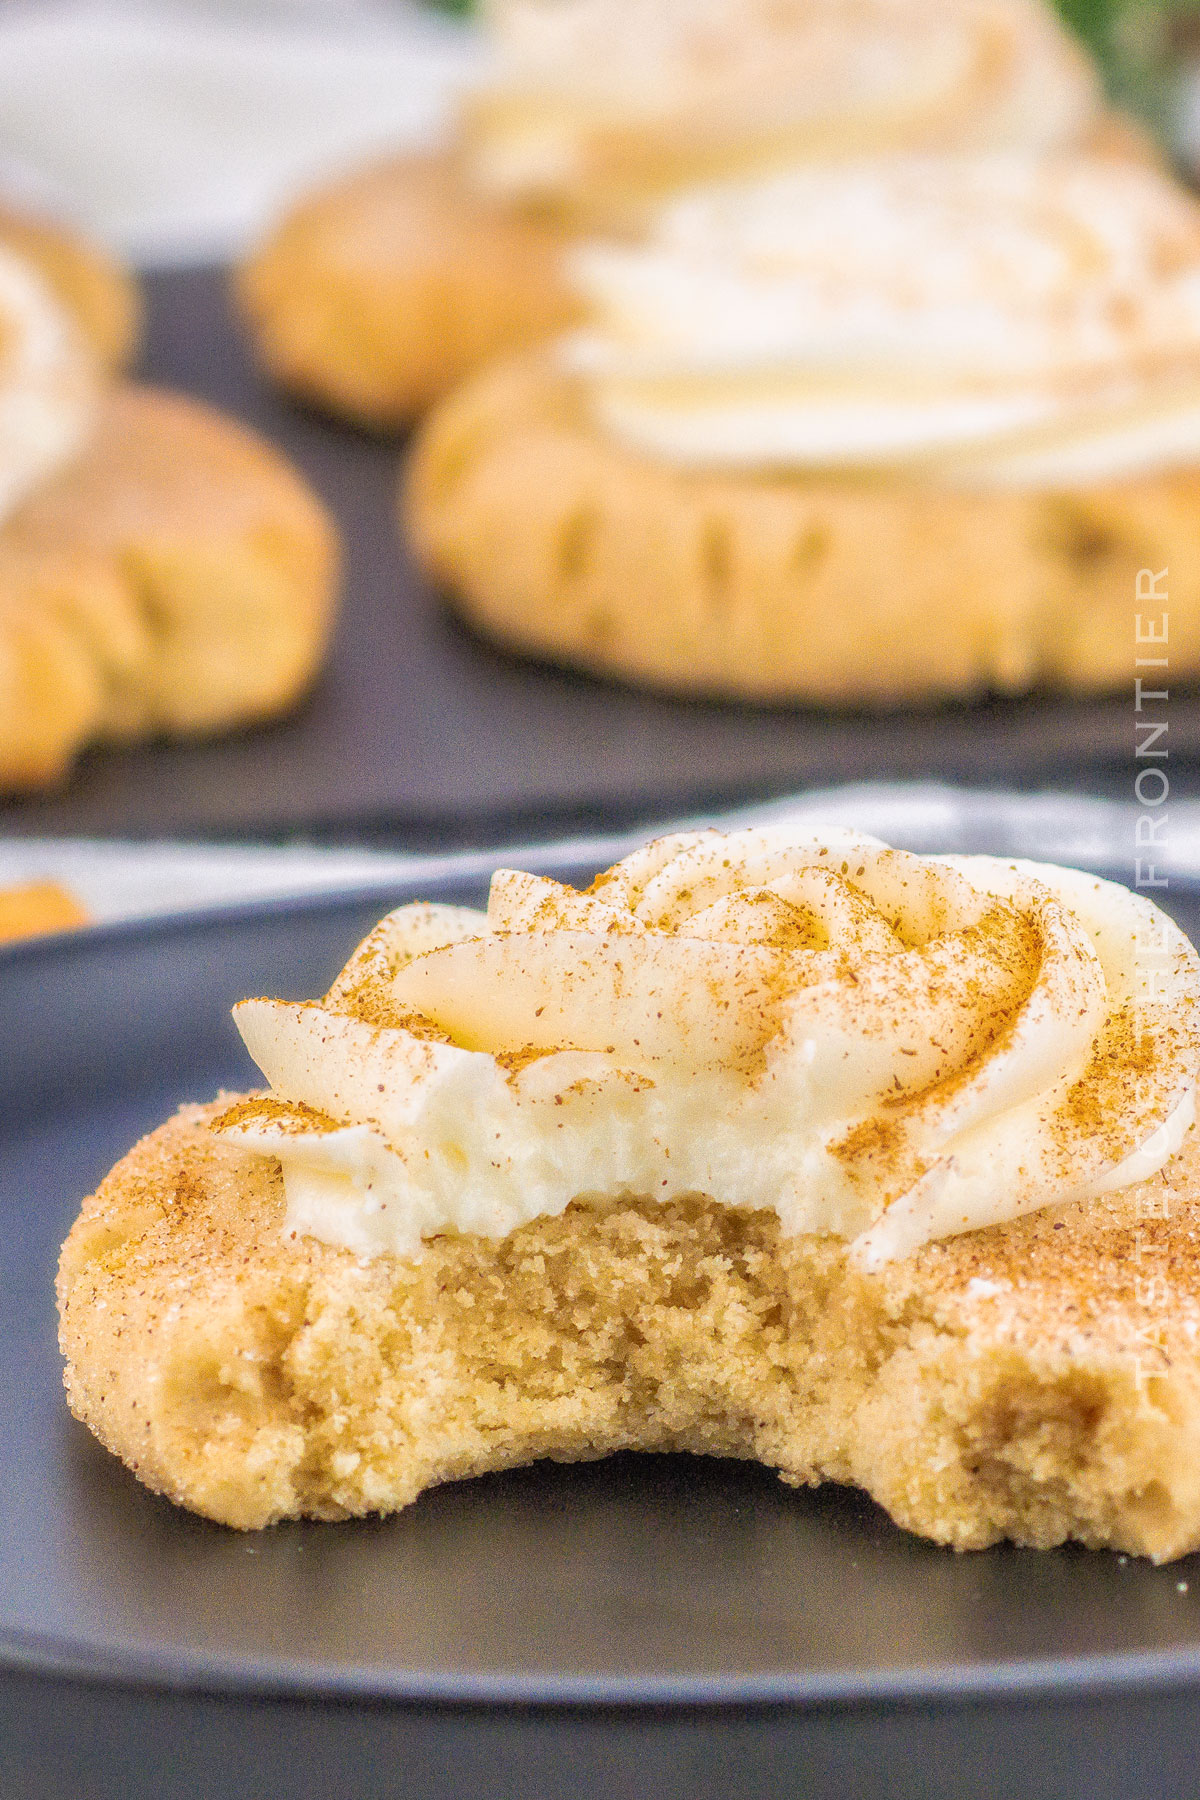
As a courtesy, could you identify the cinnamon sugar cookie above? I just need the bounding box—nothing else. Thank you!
[0,205,140,374]
[0,219,337,791]
[405,153,1200,705]
[57,831,1200,1557]
[237,151,580,430]
[238,0,1118,426]
[56,1105,1200,1555]
[405,355,1200,705]
[0,385,338,790]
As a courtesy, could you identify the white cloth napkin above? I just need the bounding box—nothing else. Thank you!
[1,785,1195,929]
[0,0,479,265]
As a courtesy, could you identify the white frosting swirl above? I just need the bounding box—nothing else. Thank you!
[215,829,1200,1268]
[464,0,1101,213]
[562,154,1200,487]
[0,243,97,521]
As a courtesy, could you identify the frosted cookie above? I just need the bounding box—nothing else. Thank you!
[0,204,140,374]
[0,245,338,791]
[463,0,1105,217]
[58,828,1200,1559]
[238,0,1115,426]
[405,153,1200,703]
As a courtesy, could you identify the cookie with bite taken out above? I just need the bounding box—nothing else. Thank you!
[58,829,1200,1560]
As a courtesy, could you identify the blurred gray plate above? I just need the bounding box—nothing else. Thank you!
[0,268,1195,845]
[5,856,1200,1800]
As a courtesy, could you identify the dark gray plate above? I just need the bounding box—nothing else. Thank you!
[0,267,1194,844]
[6,860,1200,1800]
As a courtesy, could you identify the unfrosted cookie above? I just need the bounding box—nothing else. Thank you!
[236,152,581,429]
[403,355,1200,705]
[0,205,140,374]
[0,385,338,790]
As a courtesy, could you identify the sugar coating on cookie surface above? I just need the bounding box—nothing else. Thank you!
[0,384,338,790]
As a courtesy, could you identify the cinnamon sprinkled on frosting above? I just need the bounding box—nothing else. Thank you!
[215,829,1200,1266]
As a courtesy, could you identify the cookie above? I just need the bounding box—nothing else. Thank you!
[403,151,1200,707]
[403,356,1200,705]
[0,385,338,790]
[57,1097,1200,1557]
[236,0,1152,427]
[236,152,581,429]
[57,828,1200,1555]
[0,205,140,374]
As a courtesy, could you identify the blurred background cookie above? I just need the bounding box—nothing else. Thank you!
[1,0,1198,832]
[0,205,140,373]
[0,233,338,793]
[406,152,1200,705]
[237,151,580,429]
[239,0,1118,428]
[1,384,339,791]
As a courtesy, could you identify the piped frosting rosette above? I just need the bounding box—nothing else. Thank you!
[216,829,1200,1268]
[0,245,97,522]
[462,0,1102,215]
[563,152,1200,488]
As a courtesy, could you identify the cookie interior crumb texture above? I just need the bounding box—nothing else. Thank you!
[57,1100,1200,1558]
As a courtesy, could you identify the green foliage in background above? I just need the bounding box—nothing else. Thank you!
[1057,0,1200,125]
